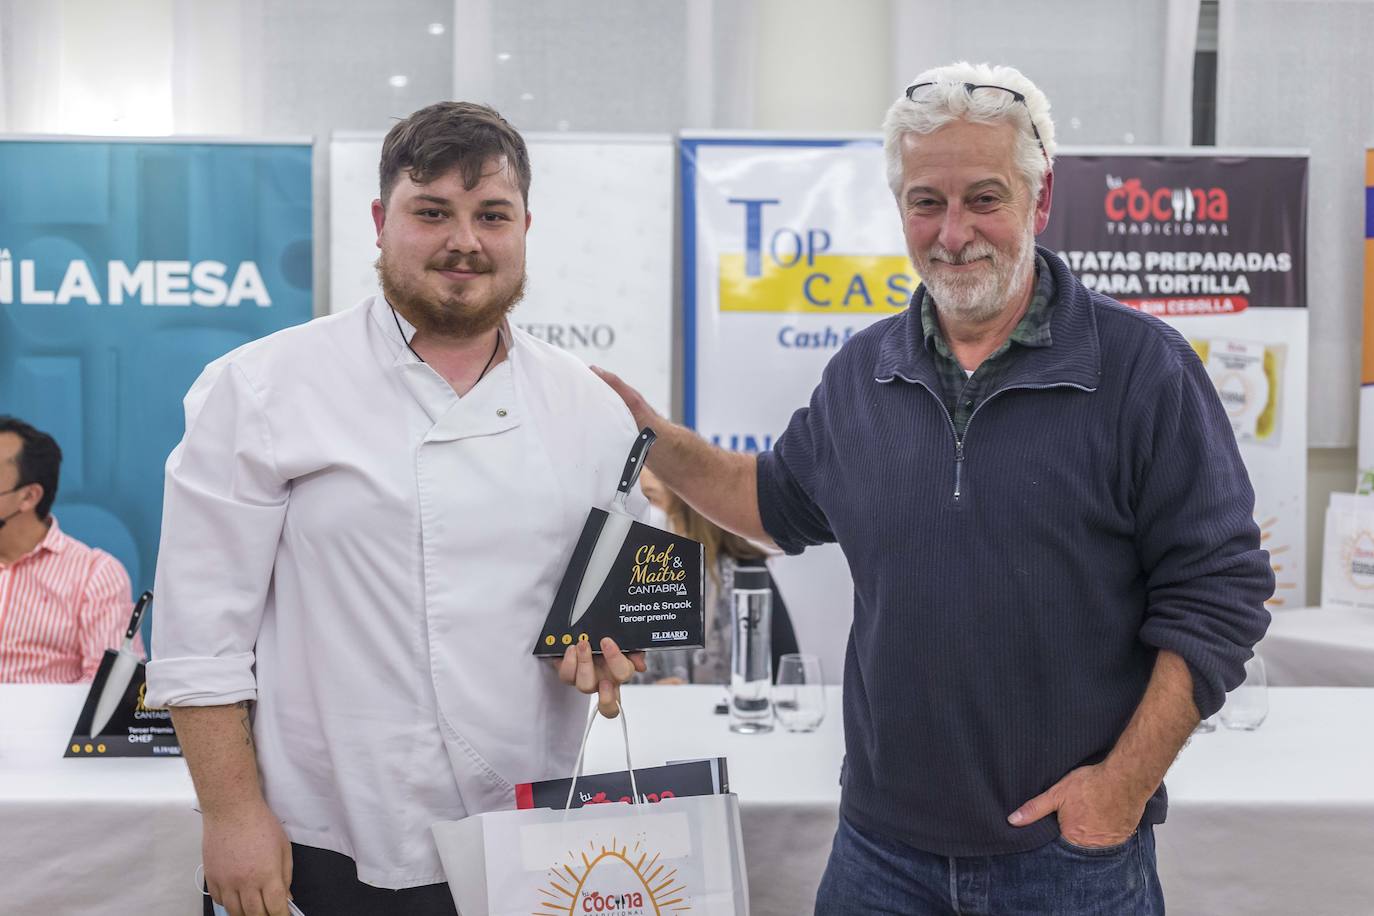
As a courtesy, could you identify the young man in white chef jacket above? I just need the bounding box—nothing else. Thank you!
[148,102,645,916]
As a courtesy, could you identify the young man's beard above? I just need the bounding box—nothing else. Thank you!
[376,251,527,340]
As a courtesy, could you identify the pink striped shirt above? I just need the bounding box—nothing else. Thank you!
[0,517,141,683]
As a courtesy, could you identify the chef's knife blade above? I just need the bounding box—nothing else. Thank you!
[89,590,152,738]
[567,429,656,629]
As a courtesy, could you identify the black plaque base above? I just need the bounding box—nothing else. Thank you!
[63,650,182,758]
[533,511,705,656]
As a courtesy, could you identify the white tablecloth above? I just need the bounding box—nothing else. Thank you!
[1160,688,1374,916]
[1257,605,1374,686]
[0,685,202,916]
[4,684,1373,916]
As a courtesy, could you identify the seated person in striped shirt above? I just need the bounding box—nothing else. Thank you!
[0,416,139,683]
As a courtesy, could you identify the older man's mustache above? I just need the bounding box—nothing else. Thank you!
[927,243,996,265]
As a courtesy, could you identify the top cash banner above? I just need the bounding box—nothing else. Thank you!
[682,135,914,679]
[0,138,313,595]
[682,136,910,436]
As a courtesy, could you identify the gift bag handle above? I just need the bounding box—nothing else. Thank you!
[566,698,640,810]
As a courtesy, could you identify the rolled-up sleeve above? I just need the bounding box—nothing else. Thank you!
[757,377,838,556]
[1133,343,1275,718]
[146,360,288,708]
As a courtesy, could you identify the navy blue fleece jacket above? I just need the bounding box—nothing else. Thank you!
[756,247,1274,857]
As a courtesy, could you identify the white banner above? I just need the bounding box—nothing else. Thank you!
[683,135,909,682]
[329,132,674,412]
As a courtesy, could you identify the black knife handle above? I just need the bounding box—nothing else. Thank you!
[617,427,657,494]
[126,590,153,640]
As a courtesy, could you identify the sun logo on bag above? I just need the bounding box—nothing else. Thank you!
[533,837,690,915]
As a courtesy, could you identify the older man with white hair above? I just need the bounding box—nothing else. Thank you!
[595,61,1273,913]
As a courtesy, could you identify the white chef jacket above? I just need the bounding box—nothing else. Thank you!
[146,296,647,888]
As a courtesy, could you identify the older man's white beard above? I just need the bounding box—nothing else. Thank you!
[919,236,1036,325]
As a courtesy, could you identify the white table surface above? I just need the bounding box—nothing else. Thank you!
[0,684,203,916]
[4,684,1373,916]
[1159,687,1374,916]
[1257,605,1374,686]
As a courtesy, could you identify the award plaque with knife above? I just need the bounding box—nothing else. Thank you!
[532,428,705,657]
[65,590,182,758]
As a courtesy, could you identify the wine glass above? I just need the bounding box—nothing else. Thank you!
[773,654,825,733]
[1220,654,1268,730]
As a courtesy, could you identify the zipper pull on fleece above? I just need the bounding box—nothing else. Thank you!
[954,440,965,500]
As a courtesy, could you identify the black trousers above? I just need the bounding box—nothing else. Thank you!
[202,843,457,916]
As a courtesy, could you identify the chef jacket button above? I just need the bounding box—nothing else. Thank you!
[496,408,508,417]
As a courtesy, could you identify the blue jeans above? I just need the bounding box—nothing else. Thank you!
[815,815,1164,915]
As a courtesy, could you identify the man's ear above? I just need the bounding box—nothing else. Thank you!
[1033,171,1054,234]
[18,482,43,515]
[371,198,386,247]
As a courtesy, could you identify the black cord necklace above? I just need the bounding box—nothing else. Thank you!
[392,306,502,387]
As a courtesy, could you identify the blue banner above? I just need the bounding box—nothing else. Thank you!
[0,139,313,609]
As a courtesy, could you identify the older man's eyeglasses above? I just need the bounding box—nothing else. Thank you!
[905,81,1049,163]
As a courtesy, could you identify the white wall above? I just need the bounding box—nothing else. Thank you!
[1,0,173,135]
[752,0,893,132]
[1217,0,1374,451]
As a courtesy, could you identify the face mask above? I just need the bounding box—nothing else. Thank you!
[0,483,25,529]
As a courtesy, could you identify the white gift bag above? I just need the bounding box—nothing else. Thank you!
[1321,492,1374,612]
[433,700,750,916]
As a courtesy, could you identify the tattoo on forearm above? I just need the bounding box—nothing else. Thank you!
[234,700,254,748]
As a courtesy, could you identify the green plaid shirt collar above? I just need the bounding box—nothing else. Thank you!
[918,254,1056,439]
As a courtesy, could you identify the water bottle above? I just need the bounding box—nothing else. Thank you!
[729,565,773,734]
